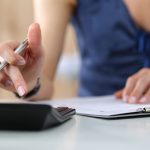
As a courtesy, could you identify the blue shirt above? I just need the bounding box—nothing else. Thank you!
[72,0,150,96]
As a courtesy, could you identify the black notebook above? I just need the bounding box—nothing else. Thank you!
[0,103,75,130]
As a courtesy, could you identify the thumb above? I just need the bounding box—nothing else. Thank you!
[27,23,42,55]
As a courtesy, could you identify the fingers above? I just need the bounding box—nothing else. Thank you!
[140,89,150,104]
[114,89,123,100]
[0,44,26,66]
[27,23,42,56]
[0,72,13,90]
[122,76,137,103]
[119,68,150,104]
[0,41,27,96]
[6,65,27,96]
[0,23,43,97]
[128,77,150,103]
[122,71,142,102]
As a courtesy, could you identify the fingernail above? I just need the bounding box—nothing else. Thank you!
[5,80,13,87]
[140,97,147,103]
[129,96,137,103]
[17,59,26,65]
[17,86,25,96]
[0,56,5,64]
[123,95,128,102]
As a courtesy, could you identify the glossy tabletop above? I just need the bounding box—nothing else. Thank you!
[0,115,150,150]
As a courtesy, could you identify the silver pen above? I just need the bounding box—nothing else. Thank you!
[0,39,28,71]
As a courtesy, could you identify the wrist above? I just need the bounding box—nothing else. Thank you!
[25,75,54,101]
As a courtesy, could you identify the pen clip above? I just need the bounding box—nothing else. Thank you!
[136,107,150,113]
[14,39,28,54]
[143,107,150,113]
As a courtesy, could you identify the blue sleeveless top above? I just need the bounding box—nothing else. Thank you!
[72,0,150,96]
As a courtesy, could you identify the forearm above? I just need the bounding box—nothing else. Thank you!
[33,0,75,79]
[124,0,150,31]
[27,0,75,100]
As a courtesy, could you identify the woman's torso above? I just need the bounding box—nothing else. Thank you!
[72,0,150,96]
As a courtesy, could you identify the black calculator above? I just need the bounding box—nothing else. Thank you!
[0,103,76,131]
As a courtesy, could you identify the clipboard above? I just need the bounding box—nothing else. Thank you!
[78,107,150,119]
[47,96,150,119]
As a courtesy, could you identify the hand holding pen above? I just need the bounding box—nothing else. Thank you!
[0,23,44,98]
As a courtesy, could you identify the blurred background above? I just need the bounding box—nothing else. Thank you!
[0,0,79,100]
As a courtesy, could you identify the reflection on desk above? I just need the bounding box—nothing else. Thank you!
[0,116,150,150]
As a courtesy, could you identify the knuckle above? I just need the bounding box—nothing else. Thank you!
[4,40,19,49]
[6,40,19,44]
[138,77,147,85]
[3,40,13,44]
[132,89,140,96]
[11,77,21,87]
[4,40,18,43]
[127,76,135,84]
[15,79,21,86]
[140,68,149,74]
[10,57,18,65]
[10,54,24,66]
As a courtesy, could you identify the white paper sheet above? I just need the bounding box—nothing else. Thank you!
[39,95,150,117]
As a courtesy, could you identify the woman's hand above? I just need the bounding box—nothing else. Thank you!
[115,68,150,104]
[0,23,44,97]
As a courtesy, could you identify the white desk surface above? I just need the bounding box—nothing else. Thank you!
[0,115,150,150]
